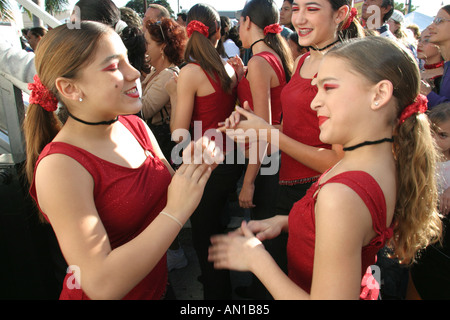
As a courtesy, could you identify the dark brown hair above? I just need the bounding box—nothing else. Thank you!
[241,0,293,81]
[185,3,232,93]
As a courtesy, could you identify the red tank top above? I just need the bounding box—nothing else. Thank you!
[279,53,331,184]
[287,171,393,300]
[237,51,286,125]
[29,115,172,300]
[191,64,237,152]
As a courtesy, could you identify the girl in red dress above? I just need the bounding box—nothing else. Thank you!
[168,3,244,299]
[24,21,219,300]
[209,36,443,300]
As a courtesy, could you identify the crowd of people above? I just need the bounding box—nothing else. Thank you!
[4,0,450,300]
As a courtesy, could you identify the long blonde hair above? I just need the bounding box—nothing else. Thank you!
[328,37,442,264]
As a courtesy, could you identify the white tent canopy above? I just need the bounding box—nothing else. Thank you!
[404,11,434,31]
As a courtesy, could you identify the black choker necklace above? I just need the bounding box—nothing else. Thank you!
[250,38,265,52]
[67,110,119,126]
[308,39,341,52]
[343,137,394,152]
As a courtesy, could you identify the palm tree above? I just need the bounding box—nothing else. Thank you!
[1,0,69,22]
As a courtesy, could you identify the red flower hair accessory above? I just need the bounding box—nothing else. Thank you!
[264,23,283,36]
[399,94,428,124]
[342,7,358,30]
[28,74,58,112]
[186,20,209,38]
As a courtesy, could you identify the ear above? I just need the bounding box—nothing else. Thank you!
[335,5,350,25]
[371,80,394,110]
[55,77,82,102]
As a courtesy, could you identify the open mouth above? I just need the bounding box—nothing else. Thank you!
[125,86,140,98]
[298,28,313,37]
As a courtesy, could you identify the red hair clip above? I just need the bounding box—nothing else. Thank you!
[342,7,358,30]
[186,20,209,38]
[28,74,58,112]
[264,23,282,36]
[398,94,428,124]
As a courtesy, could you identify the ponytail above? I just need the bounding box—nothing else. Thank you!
[241,0,293,81]
[391,111,442,264]
[185,5,232,93]
[261,27,293,82]
[23,104,61,185]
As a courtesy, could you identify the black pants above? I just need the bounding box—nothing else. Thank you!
[189,155,244,300]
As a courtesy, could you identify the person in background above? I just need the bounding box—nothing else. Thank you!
[280,0,294,31]
[23,21,219,300]
[387,9,418,62]
[26,27,47,52]
[168,3,244,300]
[421,5,450,109]
[177,12,187,27]
[218,16,241,60]
[210,36,442,300]
[287,32,308,61]
[228,0,293,299]
[361,0,395,39]
[417,27,444,95]
[143,3,171,28]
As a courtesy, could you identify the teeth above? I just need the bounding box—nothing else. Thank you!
[125,87,137,94]
[298,29,312,35]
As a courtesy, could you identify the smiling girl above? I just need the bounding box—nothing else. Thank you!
[209,37,442,300]
[23,21,218,300]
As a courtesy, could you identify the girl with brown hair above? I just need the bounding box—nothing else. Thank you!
[209,36,442,300]
[23,21,218,300]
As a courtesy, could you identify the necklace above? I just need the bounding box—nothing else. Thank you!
[343,137,394,152]
[250,38,265,52]
[67,110,119,126]
[308,39,341,52]
[424,61,444,70]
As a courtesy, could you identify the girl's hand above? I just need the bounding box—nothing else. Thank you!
[228,55,245,81]
[208,221,265,272]
[241,216,286,242]
[218,102,274,143]
[164,138,223,223]
[239,182,256,209]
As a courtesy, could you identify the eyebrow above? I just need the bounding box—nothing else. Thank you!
[100,54,122,66]
[317,77,338,86]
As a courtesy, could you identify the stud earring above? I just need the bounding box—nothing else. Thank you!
[374,101,379,106]
[79,97,83,102]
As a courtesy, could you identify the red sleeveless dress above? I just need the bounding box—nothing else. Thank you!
[287,171,393,300]
[237,51,286,125]
[29,115,172,300]
[279,53,331,185]
[190,64,237,153]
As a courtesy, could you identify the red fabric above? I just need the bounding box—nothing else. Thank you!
[191,64,237,152]
[29,115,171,300]
[279,53,331,184]
[287,170,393,300]
[237,51,286,125]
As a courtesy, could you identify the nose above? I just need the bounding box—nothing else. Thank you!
[124,61,141,82]
[310,90,322,112]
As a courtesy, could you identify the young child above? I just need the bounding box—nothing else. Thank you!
[209,36,442,299]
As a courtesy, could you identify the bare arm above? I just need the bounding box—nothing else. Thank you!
[35,141,216,299]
